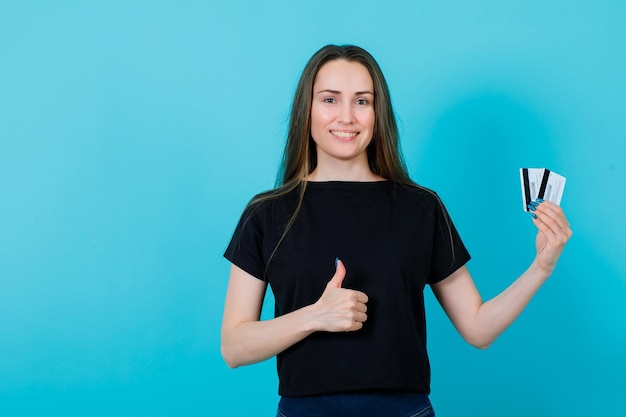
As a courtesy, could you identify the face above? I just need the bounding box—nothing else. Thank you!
[310,59,375,168]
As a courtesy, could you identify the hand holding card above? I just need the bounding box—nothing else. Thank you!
[520,168,566,211]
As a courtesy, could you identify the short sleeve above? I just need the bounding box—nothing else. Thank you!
[223,202,267,281]
[427,199,471,284]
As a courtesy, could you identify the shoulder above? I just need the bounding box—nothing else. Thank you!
[242,183,301,218]
[389,181,443,209]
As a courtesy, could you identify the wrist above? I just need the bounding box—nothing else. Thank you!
[300,303,322,333]
[530,258,554,279]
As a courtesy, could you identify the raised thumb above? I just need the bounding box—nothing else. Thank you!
[327,258,347,288]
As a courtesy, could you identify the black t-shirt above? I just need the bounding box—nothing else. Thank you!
[224,181,470,397]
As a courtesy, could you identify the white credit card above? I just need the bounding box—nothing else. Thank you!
[520,168,566,211]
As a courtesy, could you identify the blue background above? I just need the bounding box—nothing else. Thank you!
[1,1,625,416]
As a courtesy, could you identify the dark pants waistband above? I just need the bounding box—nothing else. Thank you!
[278,391,432,417]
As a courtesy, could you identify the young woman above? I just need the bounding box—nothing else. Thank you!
[221,44,571,417]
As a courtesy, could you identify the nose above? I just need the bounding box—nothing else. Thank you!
[338,102,355,123]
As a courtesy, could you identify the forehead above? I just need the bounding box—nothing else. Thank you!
[313,59,373,92]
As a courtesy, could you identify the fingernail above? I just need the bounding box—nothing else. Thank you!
[529,201,539,207]
[335,257,339,267]
[536,198,544,203]
[530,213,537,219]
[527,204,536,212]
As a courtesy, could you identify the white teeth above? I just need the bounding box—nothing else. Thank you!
[331,131,358,138]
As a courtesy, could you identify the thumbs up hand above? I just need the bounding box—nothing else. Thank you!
[311,258,369,332]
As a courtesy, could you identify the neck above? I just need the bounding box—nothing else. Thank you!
[306,158,384,182]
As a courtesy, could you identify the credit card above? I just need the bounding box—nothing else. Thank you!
[520,168,566,211]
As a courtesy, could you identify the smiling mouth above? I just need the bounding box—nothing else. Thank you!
[330,130,358,140]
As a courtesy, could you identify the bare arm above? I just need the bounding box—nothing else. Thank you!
[431,200,572,349]
[220,259,368,368]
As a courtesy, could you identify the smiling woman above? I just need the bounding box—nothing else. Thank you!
[220,44,571,417]
[308,60,377,180]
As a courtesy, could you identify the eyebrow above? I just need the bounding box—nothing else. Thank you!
[315,89,374,96]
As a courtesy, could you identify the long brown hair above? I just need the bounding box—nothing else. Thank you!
[251,45,416,209]
[248,45,455,275]
[250,45,410,272]
[279,44,414,188]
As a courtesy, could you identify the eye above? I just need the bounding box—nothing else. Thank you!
[355,98,369,105]
[323,97,336,104]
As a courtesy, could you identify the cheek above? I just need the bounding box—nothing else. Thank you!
[312,107,333,123]
[310,106,333,134]
[361,109,376,131]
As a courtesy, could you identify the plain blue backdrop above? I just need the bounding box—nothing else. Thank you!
[1,1,625,416]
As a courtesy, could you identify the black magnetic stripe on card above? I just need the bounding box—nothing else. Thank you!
[522,168,531,210]
[538,169,551,200]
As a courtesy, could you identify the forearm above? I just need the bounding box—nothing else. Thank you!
[221,260,367,368]
[221,304,318,368]
[472,260,551,348]
[430,202,571,349]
